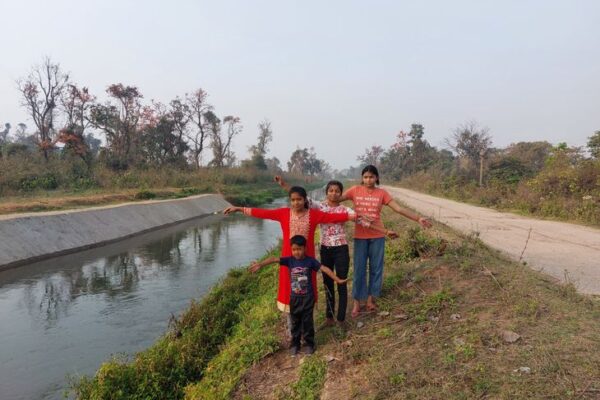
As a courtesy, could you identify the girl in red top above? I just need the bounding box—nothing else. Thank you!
[223,186,357,312]
[341,165,432,318]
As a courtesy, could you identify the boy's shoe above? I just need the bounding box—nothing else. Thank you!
[290,345,300,356]
[304,345,315,355]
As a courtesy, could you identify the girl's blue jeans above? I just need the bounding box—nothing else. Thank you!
[352,237,385,300]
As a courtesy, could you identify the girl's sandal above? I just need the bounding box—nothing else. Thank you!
[351,308,361,318]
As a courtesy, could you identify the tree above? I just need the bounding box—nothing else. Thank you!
[184,89,212,168]
[139,116,189,167]
[357,145,384,167]
[446,121,492,184]
[287,147,323,176]
[0,123,10,143]
[248,119,273,169]
[588,131,600,159]
[17,58,70,159]
[207,113,241,168]
[502,141,552,174]
[89,84,143,169]
[61,84,95,135]
[265,156,283,173]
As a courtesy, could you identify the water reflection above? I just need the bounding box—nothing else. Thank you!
[0,211,282,400]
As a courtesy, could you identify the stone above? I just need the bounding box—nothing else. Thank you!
[357,321,364,328]
[501,330,521,343]
[450,313,461,321]
[378,311,390,317]
[394,313,409,320]
[513,366,531,374]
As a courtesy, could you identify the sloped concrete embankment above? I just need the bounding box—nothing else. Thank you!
[0,194,230,271]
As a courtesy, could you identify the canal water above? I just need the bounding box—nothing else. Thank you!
[0,197,301,400]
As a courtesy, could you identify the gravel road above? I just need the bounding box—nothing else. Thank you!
[384,186,600,295]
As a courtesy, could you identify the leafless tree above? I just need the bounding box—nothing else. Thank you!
[61,84,95,134]
[209,114,241,168]
[446,120,492,184]
[184,89,212,168]
[17,58,70,159]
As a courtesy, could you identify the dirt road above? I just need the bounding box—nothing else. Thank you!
[384,186,600,295]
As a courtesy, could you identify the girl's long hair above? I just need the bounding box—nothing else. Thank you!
[289,186,309,209]
[361,164,380,185]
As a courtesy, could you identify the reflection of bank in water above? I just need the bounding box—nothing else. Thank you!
[0,204,284,400]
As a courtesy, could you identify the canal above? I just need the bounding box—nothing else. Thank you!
[0,198,293,400]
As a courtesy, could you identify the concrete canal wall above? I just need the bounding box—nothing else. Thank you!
[0,194,231,270]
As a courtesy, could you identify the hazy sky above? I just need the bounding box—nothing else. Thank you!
[1,0,598,169]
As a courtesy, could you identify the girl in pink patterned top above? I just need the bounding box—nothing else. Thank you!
[276,177,397,325]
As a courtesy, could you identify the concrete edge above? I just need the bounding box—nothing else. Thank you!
[0,194,231,272]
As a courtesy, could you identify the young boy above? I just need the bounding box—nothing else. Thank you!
[249,235,347,356]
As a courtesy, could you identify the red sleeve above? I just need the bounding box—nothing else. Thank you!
[381,189,393,205]
[245,207,287,221]
[312,209,350,224]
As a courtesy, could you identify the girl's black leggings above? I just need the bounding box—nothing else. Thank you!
[320,244,350,321]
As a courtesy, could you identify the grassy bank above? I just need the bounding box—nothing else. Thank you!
[73,206,600,399]
[232,209,600,399]
[0,166,326,214]
[72,246,283,400]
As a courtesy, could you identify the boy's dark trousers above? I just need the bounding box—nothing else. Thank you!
[320,244,350,321]
[290,295,315,348]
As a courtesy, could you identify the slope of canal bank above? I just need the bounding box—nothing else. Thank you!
[0,194,230,270]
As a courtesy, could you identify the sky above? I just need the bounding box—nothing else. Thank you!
[0,0,599,169]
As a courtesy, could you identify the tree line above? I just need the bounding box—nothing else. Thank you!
[0,58,329,178]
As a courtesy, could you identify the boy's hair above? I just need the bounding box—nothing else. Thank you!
[290,235,307,247]
[326,180,343,193]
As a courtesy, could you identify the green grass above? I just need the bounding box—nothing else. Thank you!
[71,248,282,400]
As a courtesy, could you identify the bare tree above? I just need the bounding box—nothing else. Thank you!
[185,89,212,168]
[208,113,241,167]
[446,120,492,184]
[61,84,95,134]
[357,145,385,167]
[17,58,70,159]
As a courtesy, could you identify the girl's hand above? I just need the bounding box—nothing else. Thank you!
[418,217,432,229]
[248,262,262,273]
[336,278,348,285]
[386,230,399,239]
[223,206,241,215]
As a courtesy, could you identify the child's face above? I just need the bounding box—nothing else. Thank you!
[289,192,306,211]
[291,243,306,259]
[326,185,342,203]
[362,171,377,187]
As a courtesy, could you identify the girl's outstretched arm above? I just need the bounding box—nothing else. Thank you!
[223,206,243,215]
[387,200,432,228]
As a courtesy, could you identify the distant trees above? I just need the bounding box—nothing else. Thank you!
[247,119,273,170]
[17,58,70,159]
[588,131,600,159]
[446,121,492,185]
[357,145,384,167]
[287,147,324,176]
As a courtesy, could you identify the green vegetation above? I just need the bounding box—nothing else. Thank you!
[72,202,600,399]
[72,248,282,400]
[356,123,600,226]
